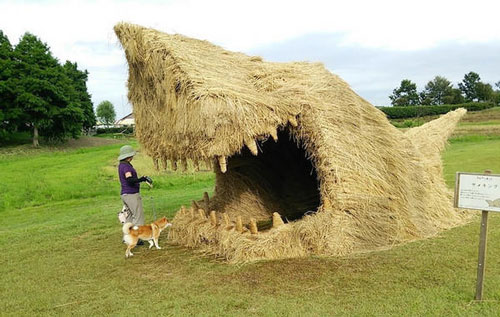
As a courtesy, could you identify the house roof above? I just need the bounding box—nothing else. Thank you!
[116,113,134,122]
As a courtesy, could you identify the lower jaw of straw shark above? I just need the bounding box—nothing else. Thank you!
[167,110,471,263]
[169,124,331,262]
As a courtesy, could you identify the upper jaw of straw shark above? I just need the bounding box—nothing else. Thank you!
[115,22,470,263]
[114,22,305,165]
[114,23,313,223]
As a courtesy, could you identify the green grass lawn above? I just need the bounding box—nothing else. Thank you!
[2,135,500,315]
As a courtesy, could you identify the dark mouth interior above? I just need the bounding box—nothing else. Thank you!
[227,128,321,222]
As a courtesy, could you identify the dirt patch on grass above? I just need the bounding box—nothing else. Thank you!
[0,136,126,157]
[453,125,500,137]
[63,136,124,149]
[393,107,500,137]
[391,107,500,127]
[462,107,500,123]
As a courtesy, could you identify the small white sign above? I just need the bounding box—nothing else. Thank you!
[455,172,500,212]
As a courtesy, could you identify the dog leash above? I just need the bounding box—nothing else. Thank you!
[146,181,157,220]
[150,196,157,220]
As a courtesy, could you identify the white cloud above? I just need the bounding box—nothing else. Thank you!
[1,0,499,116]
[3,0,500,52]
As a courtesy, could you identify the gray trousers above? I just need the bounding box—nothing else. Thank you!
[121,193,145,225]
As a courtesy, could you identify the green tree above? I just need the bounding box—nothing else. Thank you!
[419,93,431,105]
[13,32,83,146]
[96,100,116,127]
[0,30,17,138]
[493,92,500,105]
[443,88,465,105]
[420,76,454,105]
[476,82,494,102]
[458,71,481,102]
[389,79,420,106]
[63,61,96,133]
[494,82,500,105]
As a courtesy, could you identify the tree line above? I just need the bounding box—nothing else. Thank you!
[389,72,500,107]
[0,30,97,146]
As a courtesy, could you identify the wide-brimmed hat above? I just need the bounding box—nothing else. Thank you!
[118,145,136,161]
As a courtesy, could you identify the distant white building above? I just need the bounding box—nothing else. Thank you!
[115,113,135,126]
[95,119,110,129]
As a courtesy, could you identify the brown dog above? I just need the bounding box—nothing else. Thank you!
[122,217,171,258]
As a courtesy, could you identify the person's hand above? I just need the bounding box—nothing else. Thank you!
[145,176,153,185]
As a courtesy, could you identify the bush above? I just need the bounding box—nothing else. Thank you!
[95,126,134,134]
[378,102,495,119]
[391,119,425,128]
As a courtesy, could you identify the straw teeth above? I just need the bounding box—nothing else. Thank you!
[218,156,227,173]
[269,129,278,142]
[223,213,230,226]
[272,212,285,228]
[249,218,258,234]
[245,138,258,156]
[209,210,217,226]
[235,216,243,233]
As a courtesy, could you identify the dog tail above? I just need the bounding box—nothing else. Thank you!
[122,222,133,235]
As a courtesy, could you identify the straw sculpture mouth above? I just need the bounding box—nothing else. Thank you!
[172,121,321,235]
[211,126,320,225]
[115,22,472,263]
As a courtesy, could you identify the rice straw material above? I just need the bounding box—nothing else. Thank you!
[115,22,471,263]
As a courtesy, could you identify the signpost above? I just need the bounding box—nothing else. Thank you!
[454,170,500,301]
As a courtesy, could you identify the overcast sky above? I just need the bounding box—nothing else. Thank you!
[1,0,499,119]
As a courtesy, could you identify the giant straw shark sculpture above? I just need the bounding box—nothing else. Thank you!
[114,23,470,263]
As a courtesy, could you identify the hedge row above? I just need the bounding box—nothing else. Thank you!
[95,126,134,134]
[377,102,496,119]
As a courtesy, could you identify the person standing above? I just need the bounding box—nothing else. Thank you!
[117,145,152,226]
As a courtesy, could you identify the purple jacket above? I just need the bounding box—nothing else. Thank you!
[118,162,140,195]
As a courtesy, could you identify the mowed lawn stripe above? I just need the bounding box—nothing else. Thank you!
[1,136,500,315]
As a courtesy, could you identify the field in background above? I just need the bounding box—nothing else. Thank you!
[2,109,500,315]
[454,107,500,136]
[391,107,500,135]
